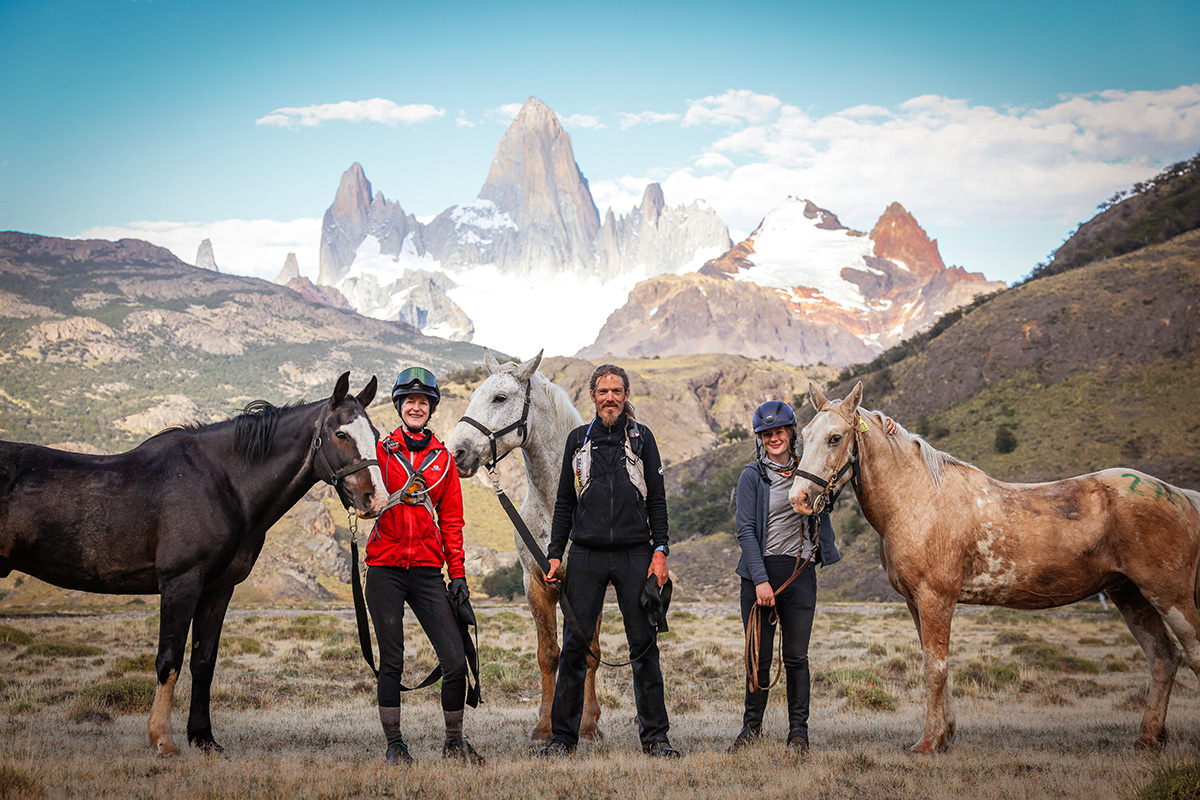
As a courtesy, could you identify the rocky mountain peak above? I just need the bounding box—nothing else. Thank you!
[195,239,219,272]
[475,96,600,268]
[641,183,666,223]
[802,199,847,231]
[333,162,373,221]
[275,252,300,284]
[869,201,945,275]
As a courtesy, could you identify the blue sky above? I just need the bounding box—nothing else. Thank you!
[2,0,1198,285]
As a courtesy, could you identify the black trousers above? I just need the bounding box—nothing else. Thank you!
[740,555,817,738]
[550,544,669,746]
[365,565,466,711]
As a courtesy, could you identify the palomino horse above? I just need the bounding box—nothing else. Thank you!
[789,382,1200,753]
[0,372,386,755]
[448,350,604,742]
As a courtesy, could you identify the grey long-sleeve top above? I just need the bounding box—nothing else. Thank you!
[734,460,840,586]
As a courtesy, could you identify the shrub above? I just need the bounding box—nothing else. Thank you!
[482,561,525,600]
[224,636,265,655]
[75,675,157,715]
[24,642,104,658]
[1137,761,1200,800]
[1010,639,1099,673]
[484,611,531,633]
[0,624,34,645]
[109,653,156,676]
[995,424,1018,454]
[0,764,43,799]
[955,659,1021,693]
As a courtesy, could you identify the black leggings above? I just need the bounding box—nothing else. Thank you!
[740,555,817,737]
[365,565,466,711]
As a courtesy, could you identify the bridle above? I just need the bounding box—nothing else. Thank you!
[457,374,533,476]
[794,412,863,515]
[310,404,379,494]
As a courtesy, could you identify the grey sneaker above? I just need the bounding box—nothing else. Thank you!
[385,739,414,764]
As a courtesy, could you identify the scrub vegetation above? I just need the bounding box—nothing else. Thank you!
[0,600,1196,799]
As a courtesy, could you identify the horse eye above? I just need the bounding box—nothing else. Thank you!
[335,431,348,441]
[492,395,507,403]
[829,434,842,445]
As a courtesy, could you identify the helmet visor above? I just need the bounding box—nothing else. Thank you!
[393,367,439,397]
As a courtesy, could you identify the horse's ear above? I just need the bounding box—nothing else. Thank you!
[357,375,378,408]
[331,371,350,407]
[843,381,864,419]
[515,349,543,382]
[483,348,501,375]
[808,382,828,411]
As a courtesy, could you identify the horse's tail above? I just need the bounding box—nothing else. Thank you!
[1186,488,1200,610]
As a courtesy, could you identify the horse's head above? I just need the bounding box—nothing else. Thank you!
[789,381,864,515]
[317,371,387,518]
[448,349,543,477]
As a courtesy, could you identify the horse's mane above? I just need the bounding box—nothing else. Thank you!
[860,407,979,491]
[151,399,304,463]
[531,370,584,427]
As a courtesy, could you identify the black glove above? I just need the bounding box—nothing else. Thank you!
[449,577,470,605]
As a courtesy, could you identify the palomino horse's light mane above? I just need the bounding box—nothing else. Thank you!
[857,407,979,492]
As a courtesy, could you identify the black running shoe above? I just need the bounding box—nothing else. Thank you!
[535,740,575,758]
[643,740,682,758]
[385,739,414,764]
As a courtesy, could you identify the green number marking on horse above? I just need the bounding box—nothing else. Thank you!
[1122,473,1188,516]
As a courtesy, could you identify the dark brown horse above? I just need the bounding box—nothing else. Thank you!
[790,382,1200,753]
[0,372,386,755]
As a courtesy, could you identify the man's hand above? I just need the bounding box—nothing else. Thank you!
[544,558,561,583]
[755,581,775,607]
[884,416,898,435]
[648,550,668,587]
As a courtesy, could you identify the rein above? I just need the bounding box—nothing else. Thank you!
[457,376,533,469]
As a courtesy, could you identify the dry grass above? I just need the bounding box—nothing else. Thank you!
[1,602,1198,799]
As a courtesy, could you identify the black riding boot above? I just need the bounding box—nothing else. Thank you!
[785,661,810,742]
[740,684,769,738]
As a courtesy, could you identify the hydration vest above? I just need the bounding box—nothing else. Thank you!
[380,436,449,519]
[573,419,647,500]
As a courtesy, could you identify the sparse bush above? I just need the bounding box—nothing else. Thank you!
[954,659,1021,694]
[483,611,531,634]
[108,653,156,676]
[1010,639,1099,673]
[0,764,43,798]
[23,642,104,658]
[75,675,157,715]
[482,560,525,600]
[995,424,1018,454]
[224,636,265,655]
[1137,761,1200,800]
[0,624,34,645]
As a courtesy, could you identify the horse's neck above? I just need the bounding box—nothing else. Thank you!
[854,427,911,537]
[519,393,580,526]
[246,403,321,520]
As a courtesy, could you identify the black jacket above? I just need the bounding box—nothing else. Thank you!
[548,415,669,560]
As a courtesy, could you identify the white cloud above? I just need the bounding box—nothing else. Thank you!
[76,218,322,282]
[596,84,1200,249]
[455,111,476,128]
[562,114,606,130]
[484,103,524,124]
[617,111,682,130]
[683,89,783,127]
[255,99,445,129]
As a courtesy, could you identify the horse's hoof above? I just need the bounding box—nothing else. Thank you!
[1135,734,1166,750]
[155,742,181,757]
[579,728,605,742]
[909,740,938,755]
[191,738,224,754]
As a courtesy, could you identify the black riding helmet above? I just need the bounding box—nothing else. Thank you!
[392,367,440,416]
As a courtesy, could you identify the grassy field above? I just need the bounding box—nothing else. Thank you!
[1,601,1198,799]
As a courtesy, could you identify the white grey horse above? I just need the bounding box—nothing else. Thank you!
[447,349,603,742]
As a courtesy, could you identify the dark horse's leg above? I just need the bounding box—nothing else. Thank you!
[150,570,204,756]
[187,584,237,752]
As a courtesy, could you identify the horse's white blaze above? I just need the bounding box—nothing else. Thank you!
[341,417,386,512]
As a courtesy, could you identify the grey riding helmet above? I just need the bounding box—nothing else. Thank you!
[392,367,440,415]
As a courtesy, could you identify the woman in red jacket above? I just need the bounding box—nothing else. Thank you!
[365,366,482,765]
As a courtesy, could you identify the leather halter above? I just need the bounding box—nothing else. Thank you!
[457,375,533,470]
[311,405,379,490]
[794,413,862,514]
